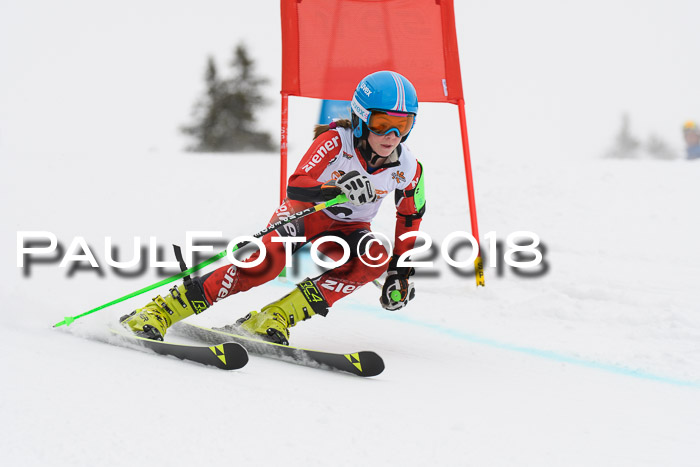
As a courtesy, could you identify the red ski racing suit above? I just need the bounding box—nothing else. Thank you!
[196,126,425,310]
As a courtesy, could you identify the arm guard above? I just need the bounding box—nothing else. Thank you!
[394,161,426,256]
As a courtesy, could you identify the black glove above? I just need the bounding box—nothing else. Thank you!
[323,170,377,206]
[380,255,416,311]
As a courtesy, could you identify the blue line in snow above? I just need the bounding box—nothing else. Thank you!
[350,302,700,389]
[270,278,699,388]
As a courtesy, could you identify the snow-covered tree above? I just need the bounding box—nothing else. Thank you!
[182,43,274,152]
[646,134,678,160]
[605,114,640,159]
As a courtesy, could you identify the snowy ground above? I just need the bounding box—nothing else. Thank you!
[3,1,700,466]
[2,144,700,467]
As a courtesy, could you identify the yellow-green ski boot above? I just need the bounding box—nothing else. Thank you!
[120,282,209,341]
[235,279,329,345]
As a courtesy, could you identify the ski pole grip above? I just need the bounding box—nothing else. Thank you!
[324,193,348,207]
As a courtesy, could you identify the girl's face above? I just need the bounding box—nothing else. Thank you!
[367,131,401,157]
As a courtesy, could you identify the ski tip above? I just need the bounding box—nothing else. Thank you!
[346,351,385,377]
[220,342,249,370]
[366,353,385,377]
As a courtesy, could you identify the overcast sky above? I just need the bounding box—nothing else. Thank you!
[1,0,697,160]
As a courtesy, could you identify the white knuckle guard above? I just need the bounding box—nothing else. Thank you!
[337,171,377,206]
[380,277,415,311]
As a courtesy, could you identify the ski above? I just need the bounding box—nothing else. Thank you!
[170,322,385,377]
[108,329,249,370]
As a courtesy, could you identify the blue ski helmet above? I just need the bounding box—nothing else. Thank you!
[351,71,419,142]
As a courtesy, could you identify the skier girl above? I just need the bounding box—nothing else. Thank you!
[121,70,426,345]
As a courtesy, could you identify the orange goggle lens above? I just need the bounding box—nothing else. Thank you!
[367,111,415,137]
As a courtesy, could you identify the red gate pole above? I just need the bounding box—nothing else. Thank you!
[457,98,485,286]
[280,92,289,204]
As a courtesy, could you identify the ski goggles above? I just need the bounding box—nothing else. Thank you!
[367,111,415,137]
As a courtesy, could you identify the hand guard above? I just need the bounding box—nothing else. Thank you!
[327,170,377,206]
[380,255,416,311]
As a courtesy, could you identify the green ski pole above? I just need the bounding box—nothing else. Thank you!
[52,194,348,328]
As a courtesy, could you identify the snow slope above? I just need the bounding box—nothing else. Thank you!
[2,147,699,467]
[2,1,700,466]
